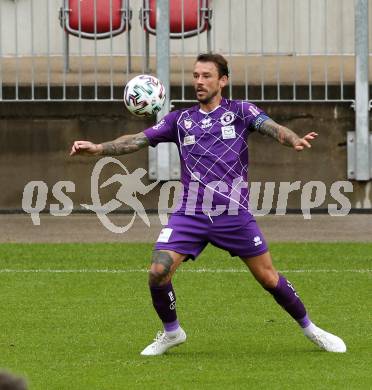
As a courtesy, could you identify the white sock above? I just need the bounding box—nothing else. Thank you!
[165,327,181,338]
[302,322,318,336]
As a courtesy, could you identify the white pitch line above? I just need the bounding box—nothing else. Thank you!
[0,269,370,274]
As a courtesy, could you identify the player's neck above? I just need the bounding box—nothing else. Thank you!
[199,95,223,113]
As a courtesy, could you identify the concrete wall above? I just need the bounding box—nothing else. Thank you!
[0,0,359,56]
[0,98,371,212]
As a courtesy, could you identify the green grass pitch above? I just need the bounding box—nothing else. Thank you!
[0,243,371,389]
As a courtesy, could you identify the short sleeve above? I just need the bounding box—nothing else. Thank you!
[242,102,271,132]
[143,111,179,147]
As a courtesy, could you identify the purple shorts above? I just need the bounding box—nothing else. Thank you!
[155,211,268,260]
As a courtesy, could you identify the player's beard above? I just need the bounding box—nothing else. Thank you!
[195,87,219,104]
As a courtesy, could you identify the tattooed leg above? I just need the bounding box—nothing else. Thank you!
[149,250,175,286]
[148,250,185,330]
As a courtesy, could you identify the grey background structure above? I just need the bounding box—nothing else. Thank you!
[0,0,371,212]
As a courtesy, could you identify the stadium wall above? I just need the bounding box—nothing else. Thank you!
[1,97,371,213]
[0,0,357,57]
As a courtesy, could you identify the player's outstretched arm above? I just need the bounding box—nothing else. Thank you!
[258,119,318,151]
[70,132,150,156]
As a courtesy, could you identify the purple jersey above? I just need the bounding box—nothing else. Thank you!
[144,98,270,214]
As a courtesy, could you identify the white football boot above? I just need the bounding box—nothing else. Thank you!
[140,328,187,356]
[303,323,346,353]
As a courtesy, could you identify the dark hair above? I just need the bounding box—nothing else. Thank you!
[196,53,229,78]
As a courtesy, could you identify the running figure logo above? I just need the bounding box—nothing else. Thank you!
[82,157,159,233]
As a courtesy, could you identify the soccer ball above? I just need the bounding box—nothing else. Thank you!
[123,75,166,117]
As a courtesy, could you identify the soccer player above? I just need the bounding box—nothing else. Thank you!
[70,53,346,355]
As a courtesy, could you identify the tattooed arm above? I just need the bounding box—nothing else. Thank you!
[70,132,149,156]
[258,119,318,151]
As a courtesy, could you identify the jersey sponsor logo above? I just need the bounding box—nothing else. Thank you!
[183,135,196,145]
[220,111,235,125]
[221,125,236,139]
[201,117,212,129]
[152,119,166,130]
[157,227,173,242]
[253,236,263,246]
[184,119,193,129]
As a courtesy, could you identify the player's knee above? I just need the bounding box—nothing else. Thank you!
[259,271,279,289]
[148,264,170,286]
[252,264,279,289]
[148,250,174,286]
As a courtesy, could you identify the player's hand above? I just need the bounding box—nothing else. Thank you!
[293,132,318,151]
[70,141,103,156]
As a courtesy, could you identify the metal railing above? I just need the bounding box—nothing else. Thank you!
[0,0,363,103]
[172,0,357,105]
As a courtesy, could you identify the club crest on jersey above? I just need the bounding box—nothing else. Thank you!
[183,135,196,145]
[201,117,212,129]
[221,125,236,139]
[184,119,193,129]
[220,111,235,125]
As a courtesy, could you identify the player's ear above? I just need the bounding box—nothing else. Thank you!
[219,75,228,88]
